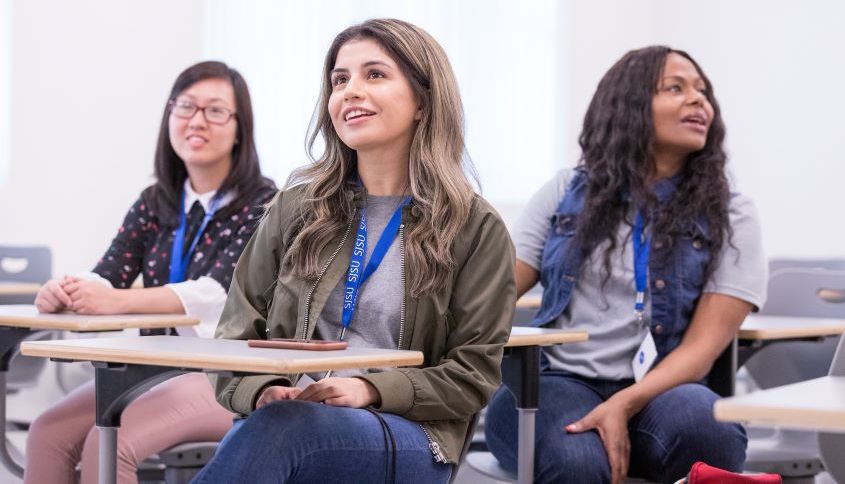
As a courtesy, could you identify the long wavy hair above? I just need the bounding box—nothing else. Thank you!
[149,61,274,224]
[283,18,476,296]
[574,46,731,283]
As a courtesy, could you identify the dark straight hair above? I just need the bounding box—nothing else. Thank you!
[149,60,274,224]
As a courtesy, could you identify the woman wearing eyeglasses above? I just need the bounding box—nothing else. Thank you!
[26,61,277,484]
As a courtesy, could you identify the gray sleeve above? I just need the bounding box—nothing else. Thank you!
[704,193,768,310]
[512,169,573,271]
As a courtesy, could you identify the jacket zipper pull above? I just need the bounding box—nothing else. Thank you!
[429,440,447,463]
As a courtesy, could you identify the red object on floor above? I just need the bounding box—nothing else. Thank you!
[686,461,782,483]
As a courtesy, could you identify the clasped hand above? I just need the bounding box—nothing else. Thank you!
[256,377,381,410]
[34,276,122,314]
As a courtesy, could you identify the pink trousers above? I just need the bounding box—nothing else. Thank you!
[24,372,233,484]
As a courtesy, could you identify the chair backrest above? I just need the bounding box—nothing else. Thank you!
[760,267,845,318]
[0,245,52,283]
[828,333,845,377]
[0,245,51,305]
[744,267,845,389]
[768,258,845,274]
[817,334,845,483]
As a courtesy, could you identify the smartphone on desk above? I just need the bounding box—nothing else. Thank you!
[247,338,348,351]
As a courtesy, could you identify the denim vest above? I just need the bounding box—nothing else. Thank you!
[533,169,714,362]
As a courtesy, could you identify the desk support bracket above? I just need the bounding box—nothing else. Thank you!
[93,363,188,484]
[93,362,188,428]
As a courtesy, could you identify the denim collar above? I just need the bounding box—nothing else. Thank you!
[651,171,683,204]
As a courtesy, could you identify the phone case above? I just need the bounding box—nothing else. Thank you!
[247,338,349,351]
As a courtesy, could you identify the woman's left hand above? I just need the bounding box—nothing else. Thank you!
[565,396,632,484]
[64,280,124,315]
[296,377,381,408]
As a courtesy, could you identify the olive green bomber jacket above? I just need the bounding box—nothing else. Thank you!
[212,185,516,464]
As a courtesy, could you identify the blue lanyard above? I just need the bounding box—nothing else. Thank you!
[340,196,412,340]
[168,190,222,284]
[632,211,651,322]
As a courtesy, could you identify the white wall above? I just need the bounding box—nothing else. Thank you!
[0,0,204,276]
[0,0,9,185]
[202,0,564,211]
[560,0,845,259]
[1,0,843,276]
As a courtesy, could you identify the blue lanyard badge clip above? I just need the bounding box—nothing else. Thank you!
[340,196,411,341]
[632,211,651,324]
[168,190,222,284]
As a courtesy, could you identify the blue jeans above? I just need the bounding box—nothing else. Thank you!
[190,400,452,484]
[485,371,747,484]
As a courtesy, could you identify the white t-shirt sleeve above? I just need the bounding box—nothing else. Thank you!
[166,276,227,338]
[704,194,768,310]
[512,169,574,271]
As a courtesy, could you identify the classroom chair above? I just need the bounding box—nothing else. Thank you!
[742,264,845,482]
[0,245,54,421]
[817,333,845,484]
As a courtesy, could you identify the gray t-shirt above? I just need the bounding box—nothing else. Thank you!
[514,169,768,379]
[313,194,406,378]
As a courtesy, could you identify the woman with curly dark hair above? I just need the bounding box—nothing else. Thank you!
[485,47,767,484]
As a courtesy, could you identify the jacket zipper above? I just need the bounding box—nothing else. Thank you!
[397,224,407,349]
[301,213,355,340]
[419,424,448,463]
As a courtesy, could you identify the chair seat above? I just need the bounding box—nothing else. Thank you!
[158,441,218,468]
[744,432,822,477]
[138,442,218,484]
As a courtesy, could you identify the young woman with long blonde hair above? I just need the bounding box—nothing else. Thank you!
[192,18,515,484]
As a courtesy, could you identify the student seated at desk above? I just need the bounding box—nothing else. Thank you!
[26,61,277,484]
[191,18,516,484]
[485,47,768,484]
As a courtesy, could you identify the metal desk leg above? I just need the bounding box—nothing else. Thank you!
[98,426,117,483]
[708,338,738,397]
[517,407,536,484]
[92,363,186,484]
[0,372,23,478]
[502,345,541,484]
[0,326,35,478]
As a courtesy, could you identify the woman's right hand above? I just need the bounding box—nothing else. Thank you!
[566,396,633,484]
[255,385,302,409]
[34,277,75,313]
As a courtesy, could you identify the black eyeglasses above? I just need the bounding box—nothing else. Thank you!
[168,99,236,125]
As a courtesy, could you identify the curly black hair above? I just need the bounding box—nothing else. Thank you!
[574,46,731,285]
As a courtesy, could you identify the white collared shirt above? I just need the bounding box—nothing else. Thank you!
[182,178,236,215]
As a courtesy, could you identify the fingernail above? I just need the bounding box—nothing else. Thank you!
[566,424,576,431]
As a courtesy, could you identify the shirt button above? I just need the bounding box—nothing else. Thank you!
[692,239,703,250]
[653,324,664,334]
[654,279,666,290]
[654,240,664,250]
